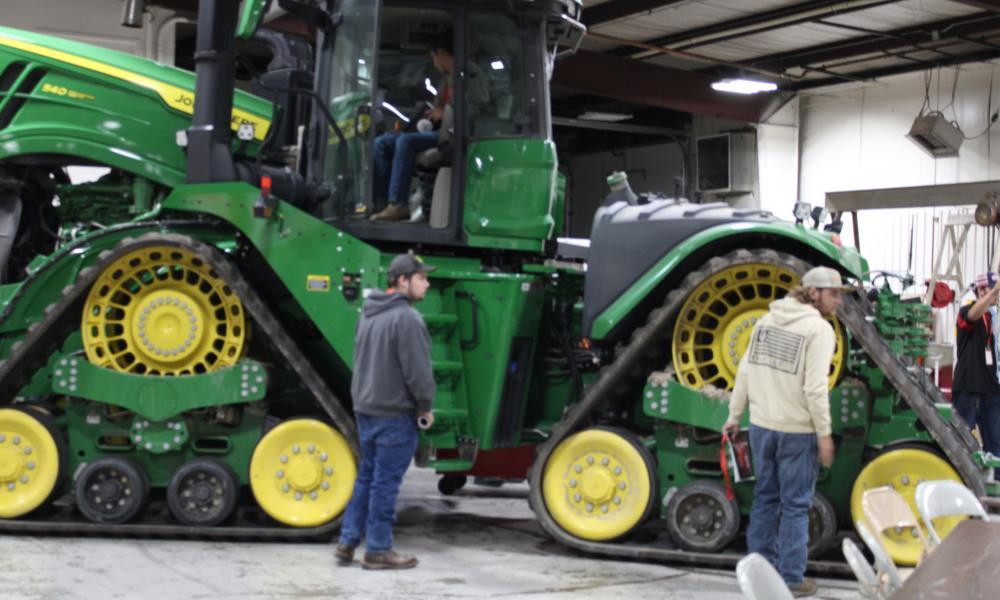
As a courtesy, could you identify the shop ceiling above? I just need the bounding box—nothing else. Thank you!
[556,0,1000,123]
[148,1,1000,126]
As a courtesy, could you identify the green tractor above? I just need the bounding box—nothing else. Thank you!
[0,0,993,566]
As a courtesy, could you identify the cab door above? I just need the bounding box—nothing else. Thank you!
[314,0,381,220]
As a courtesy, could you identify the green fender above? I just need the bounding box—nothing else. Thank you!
[589,222,868,340]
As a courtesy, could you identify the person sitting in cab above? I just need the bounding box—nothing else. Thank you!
[370,31,488,222]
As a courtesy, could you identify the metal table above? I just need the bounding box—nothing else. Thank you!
[892,520,1000,600]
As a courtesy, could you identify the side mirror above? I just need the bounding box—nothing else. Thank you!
[238,0,273,40]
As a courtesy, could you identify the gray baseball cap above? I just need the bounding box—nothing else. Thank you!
[801,266,853,290]
[388,253,436,281]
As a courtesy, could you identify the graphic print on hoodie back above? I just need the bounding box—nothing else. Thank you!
[727,296,836,437]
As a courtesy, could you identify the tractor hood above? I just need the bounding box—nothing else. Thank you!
[0,26,271,185]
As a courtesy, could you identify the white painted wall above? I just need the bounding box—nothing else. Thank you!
[4,0,178,61]
[796,65,1000,285]
[566,141,686,236]
[757,97,800,221]
[782,64,1000,345]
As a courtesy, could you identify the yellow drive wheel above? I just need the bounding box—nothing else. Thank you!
[542,428,655,541]
[0,407,65,518]
[81,245,247,375]
[249,419,357,527]
[672,257,846,391]
[851,447,962,566]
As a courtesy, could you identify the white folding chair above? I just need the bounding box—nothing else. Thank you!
[856,520,905,596]
[842,537,882,599]
[861,485,930,564]
[735,553,794,600]
[915,479,989,546]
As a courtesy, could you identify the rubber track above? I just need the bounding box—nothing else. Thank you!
[527,248,987,572]
[0,232,358,540]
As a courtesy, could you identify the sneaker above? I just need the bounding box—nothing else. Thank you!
[334,543,356,565]
[789,577,817,598]
[361,550,418,570]
[370,204,410,221]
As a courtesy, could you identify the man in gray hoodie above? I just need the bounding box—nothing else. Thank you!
[335,253,436,570]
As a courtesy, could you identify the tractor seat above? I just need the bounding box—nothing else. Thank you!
[413,146,451,229]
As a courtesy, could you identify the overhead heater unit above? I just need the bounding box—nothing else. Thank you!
[906,113,963,158]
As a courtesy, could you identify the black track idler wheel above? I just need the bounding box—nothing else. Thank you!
[664,480,741,553]
[167,458,239,526]
[75,457,149,524]
[807,492,838,558]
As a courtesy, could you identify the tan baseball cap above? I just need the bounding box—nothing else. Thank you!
[801,266,853,290]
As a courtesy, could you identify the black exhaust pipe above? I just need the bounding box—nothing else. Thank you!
[186,0,240,183]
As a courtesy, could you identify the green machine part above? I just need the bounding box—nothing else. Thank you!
[626,283,992,554]
[0,26,272,183]
[162,183,555,470]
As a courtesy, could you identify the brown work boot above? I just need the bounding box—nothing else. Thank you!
[361,550,418,570]
[334,543,356,565]
[789,577,817,597]
[370,204,410,221]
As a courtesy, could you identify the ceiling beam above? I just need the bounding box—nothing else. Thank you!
[552,116,686,137]
[751,12,1000,72]
[552,50,793,123]
[610,0,898,57]
[792,47,1000,90]
[950,1,1000,12]
[582,0,690,27]
[826,180,1000,211]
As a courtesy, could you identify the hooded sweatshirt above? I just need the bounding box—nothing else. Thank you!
[351,290,436,417]
[726,296,835,437]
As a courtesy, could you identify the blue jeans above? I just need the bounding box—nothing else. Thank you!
[373,131,438,207]
[747,424,818,586]
[338,414,418,553]
[952,391,1000,479]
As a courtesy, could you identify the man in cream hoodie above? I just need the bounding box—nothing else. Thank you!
[723,266,850,597]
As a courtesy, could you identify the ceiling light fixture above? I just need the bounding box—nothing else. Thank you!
[711,78,778,95]
[577,111,633,122]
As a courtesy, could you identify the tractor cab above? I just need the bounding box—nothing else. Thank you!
[307,0,581,252]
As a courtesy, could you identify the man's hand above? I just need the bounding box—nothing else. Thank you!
[818,435,835,468]
[969,279,1000,320]
[722,421,740,438]
[426,106,444,123]
[417,411,435,430]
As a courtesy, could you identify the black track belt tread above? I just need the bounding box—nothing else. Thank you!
[0,231,358,540]
[527,248,984,572]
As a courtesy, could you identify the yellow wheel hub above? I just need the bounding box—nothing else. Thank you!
[542,429,653,541]
[0,408,61,518]
[249,419,357,527]
[672,261,846,390]
[82,246,246,375]
[851,448,962,567]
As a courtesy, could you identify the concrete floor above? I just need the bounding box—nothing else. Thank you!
[0,467,861,600]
